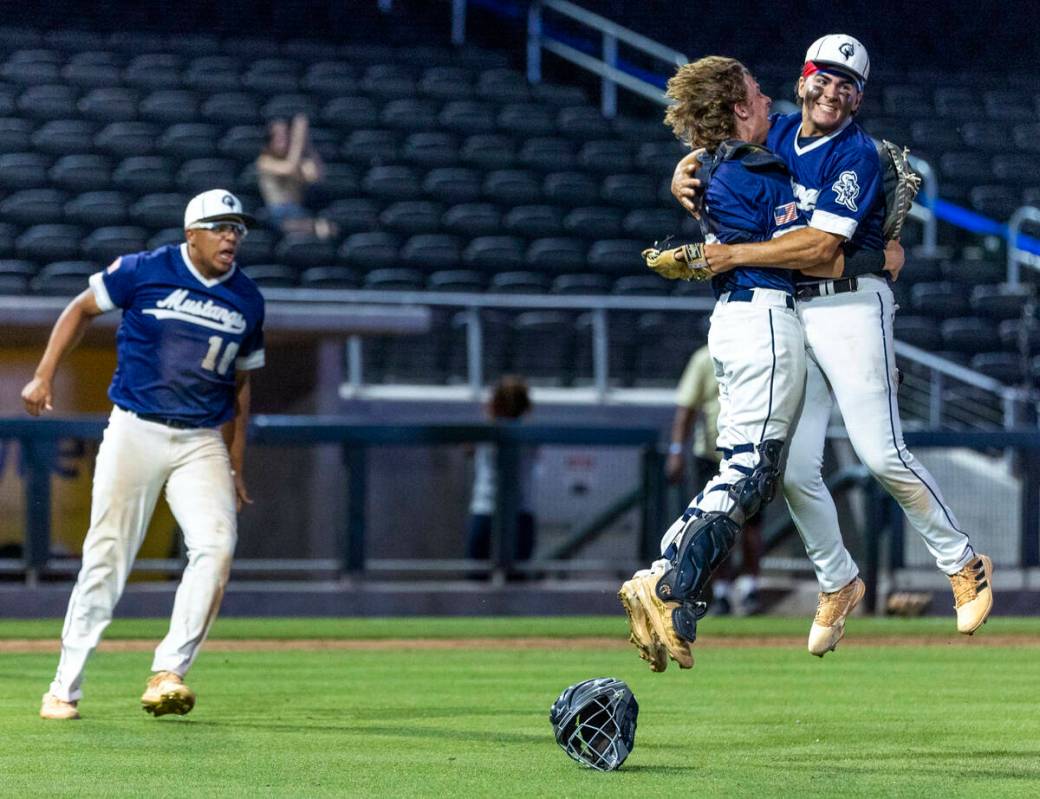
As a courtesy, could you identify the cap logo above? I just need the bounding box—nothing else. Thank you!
[839,42,855,60]
[221,194,236,208]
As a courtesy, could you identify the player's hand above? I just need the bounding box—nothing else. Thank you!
[665,453,685,484]
[21,376,54,416]
[671,149,705,217]
[883,239,905,282]
[232,470,253,512]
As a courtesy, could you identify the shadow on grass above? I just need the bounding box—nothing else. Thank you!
[190,719,546,745]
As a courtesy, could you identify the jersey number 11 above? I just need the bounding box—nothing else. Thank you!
[201,336,239,375]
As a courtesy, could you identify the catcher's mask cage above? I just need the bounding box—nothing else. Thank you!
[549,677,638,771]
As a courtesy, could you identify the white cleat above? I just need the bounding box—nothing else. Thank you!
[949,555,993,635]
[808,577,866,657]
[40,692,80,720]
[141,671,196,717]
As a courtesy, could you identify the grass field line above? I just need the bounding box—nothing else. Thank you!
[3,633,1037,653]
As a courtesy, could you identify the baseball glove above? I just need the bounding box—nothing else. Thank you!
[877,139,923,241]
[642,242,713,281]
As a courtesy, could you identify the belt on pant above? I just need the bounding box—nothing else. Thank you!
[795,276,858,301]
[121,407,201,430]
[721,288,795,310]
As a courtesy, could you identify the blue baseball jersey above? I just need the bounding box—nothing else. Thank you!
[703,148,807,298]
[767,112,885,255]
[88,243,266,428]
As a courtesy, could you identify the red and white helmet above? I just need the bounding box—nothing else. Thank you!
[803,34,870,88]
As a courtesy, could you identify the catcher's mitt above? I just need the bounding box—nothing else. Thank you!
[876,139,923,241]
[642,242,713,281]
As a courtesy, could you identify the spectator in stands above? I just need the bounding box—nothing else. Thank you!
[666,343,763,615]
[465,376,538,573]
[256,114,335,239]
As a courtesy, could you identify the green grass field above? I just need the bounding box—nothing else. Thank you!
[2,617,1038,798]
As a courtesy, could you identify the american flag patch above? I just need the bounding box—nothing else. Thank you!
[774,202,798,225]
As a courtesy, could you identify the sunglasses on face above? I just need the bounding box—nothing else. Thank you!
[191,221,248,238]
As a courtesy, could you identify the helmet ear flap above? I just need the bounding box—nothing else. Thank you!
[550,678,639,771]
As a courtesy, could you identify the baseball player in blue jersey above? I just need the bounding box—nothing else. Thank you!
[619,56,861,672]
[23,189,265,720]
[671,35,993,655]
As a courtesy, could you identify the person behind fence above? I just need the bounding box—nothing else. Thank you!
[666,342,764,615]
[465,376,538,571]
[256,113,335,239]
[22,189,265,720]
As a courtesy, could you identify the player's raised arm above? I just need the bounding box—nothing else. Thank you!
[21,288,105,416]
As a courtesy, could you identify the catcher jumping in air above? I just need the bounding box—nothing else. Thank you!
[666,35,993,657]
[618,56,886,672]
[23,190,265,719]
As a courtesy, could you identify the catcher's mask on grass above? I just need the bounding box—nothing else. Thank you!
[549,677,638,771]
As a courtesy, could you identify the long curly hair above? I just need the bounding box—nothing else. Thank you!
[664,56,749,152]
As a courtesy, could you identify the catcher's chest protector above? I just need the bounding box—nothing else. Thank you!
[693,140,791,241]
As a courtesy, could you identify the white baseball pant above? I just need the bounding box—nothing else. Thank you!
[662,289,806,551]
[783,275,975,592]
[48,406,237,702]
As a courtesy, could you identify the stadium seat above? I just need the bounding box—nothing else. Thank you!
[401,132,459,167]
[510,310,574,384]
[524,237,587,273]
[302,62,358,96]
[242,264,298,288]
[201,92,259,125]
[0,259,34,294]
[463,236,526,271]
[175,158,237,194]
[363,165,420,200]
[968,186,1020,220]
[940,317,999,354]
[342,128,398,165]
[477,69,530,103]
[64,191,128,227]
[362,267,425,291]
[998,319,1040,353]
[380,201,445,235]
[613,116,669,143]
[909,120,962,152]
[502,205,565,239]
[30,260,95,295]
[940,259,1006,285]
[899,256,944,285]
[442,204,502,237]
[232,228,275,266]
[531,83,588,107]
[423,168,483,204]
[982,90,1034,122]
[551,273,612,295]
[557,106,612,140]
[0,117,32,151]
[319,198,382,235]
[573,310,636,386]
[934,87,985,120]
[31,119,96,155]
[1013,124,1040,153]
[971,352,1025,384]
[562,206,624,240]
[882,85,930,117]
[274,234,336,268]
[81,226,148,262]
[489,271,550,294]
[242,59,300,94]
[439,101,497,134]
[49,154,112,192]
[635,140,686,175]
[16,224,84,263]
[427,269,484,293]
[65,50,120,69]
[112,156,175,193]
[400,234,462,272]
[359,72,416,100]
[307,162,358,202]
[419,67,474,101]
[78,87,139,122]
[16,84,78,120]
[959,121,1008,152]
[612,274,670,296]
[909,281,970,318]
[219,125,266,161]
[299,265,361,289]
[578,140,634,174]
[939,152,993,186]
[497,103,556,137]
[970,284,1031,321]
[381,98,440,131]
[2,60,60,87]
[622,208,687,240]
[0,152,51,190]
[587,239,644,275]
[262,93,316,121]
[138,90,200,124]
[184,57,241,92]
[0,188,67,225]
[601,174,657,208]
[543,172,600,206]
[282,38,339,60]
[159,123,222,159]
[993,154,1040,186]
[482,170,542,205]
[0,223,19,258]
[94,122,159,157]
[339,232,403,271]
[147,228,184,250]
[460,134,516,170]
[893,315,944,350]
[517,138,576,172]
[123,55,182,90]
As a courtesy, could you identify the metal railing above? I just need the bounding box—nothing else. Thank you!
[1007,205,1040,287]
